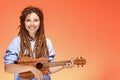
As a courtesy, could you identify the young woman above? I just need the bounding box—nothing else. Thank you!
[4,6,74,80]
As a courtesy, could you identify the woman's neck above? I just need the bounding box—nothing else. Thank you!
[29,33,36,40]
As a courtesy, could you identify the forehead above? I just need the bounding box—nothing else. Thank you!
[26,12,39,19]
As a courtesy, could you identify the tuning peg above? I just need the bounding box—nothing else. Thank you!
[80,57,83,67]
[76,57,80,67]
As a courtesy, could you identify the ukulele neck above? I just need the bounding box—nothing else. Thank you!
[43,60,71,67]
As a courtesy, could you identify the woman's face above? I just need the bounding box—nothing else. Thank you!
[25,12,40,38]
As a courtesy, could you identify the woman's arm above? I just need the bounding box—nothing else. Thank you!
[5,64,32,73]
[49,59,74,74]
[49,66,64,73]
[5,64,43,79]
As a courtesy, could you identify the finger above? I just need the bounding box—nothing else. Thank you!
[39,72,43,80]
[66,63,71,68]
[38,70,43,80]
[36,70,43,80]
[67,60,74,68]
[70,58,75,67]
[32,68,43,79]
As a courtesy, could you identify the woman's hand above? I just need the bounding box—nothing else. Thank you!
[64,58,75,68]
[29,66,43,80]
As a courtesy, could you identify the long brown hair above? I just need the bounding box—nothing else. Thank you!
[18,6,49,59]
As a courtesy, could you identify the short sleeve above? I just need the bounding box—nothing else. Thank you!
[46,38,55,62]
[3,37,20,65]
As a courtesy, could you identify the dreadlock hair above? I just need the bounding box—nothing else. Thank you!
[18,6,49,59]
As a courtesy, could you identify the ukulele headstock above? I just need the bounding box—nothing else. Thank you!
[74,57,86,67]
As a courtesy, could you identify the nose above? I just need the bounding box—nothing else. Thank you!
[30,21,34,26]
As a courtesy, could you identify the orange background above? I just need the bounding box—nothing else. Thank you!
[0,0,120,80]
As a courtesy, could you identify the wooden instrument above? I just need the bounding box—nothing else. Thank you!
[18,56,86,79]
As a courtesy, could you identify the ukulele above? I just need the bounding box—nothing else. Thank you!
[18,56,86,79]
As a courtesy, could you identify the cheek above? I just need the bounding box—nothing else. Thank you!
[24,23,29,29]
[25,22,29,27]
[36,22,40,25]
[36,22,40,27]
[36,25,40,30]
[36,23,40,26]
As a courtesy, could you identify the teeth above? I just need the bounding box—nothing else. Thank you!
[30,27,34,30]
[29,26,35,30]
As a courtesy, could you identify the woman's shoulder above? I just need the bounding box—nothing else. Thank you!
[46,37,52,43]
[7,36,20,50]
[12,36,20,41]
[46,37,51,41]
[46,37,53,46]
[10,36,20,44]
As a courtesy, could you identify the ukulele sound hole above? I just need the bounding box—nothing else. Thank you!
[36,63,43,69]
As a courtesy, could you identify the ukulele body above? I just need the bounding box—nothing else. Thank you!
[17,56,86,79]
[18,56,49,79]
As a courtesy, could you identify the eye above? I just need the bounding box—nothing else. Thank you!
[26,19,31,22]
[34,19,39,22]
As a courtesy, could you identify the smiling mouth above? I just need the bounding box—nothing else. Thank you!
[29,26,36,30]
